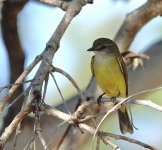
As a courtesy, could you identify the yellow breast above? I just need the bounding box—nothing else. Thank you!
[93,55,126,98]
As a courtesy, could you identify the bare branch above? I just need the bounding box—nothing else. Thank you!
[42,74,49,102]
[6,86,31,110]
[0,55,42,112]
[80,123,156,150]
[30,0,89,110]
[44,107,70,121]
[53,67,97,127]
[37,130,48,150]
[1,0,162,149]
[54,67,87,102]
[43,107,156,150]
[36,0,93,11]
[13,122,21,150]
[133,100,162,111]
[37,0,70,11]
[50,73,71,115]
[98,131,157,150]
[0,79,33,92]
[23,134,36,150]
[0,106,31,149]
[121,51,150,70]
[115,0,162,52]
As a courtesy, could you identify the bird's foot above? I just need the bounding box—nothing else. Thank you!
[97,93,105,105]
[111,92,120,104]
[111,96,118,104]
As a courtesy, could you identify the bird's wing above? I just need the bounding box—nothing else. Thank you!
[117,55,128,96]
[91,56,95,75]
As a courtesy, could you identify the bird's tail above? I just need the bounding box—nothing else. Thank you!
[117,104,134,134]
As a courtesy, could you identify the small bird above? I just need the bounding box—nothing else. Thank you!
[87,38,133,134]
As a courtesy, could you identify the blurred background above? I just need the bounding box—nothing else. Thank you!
[1,0,162,149]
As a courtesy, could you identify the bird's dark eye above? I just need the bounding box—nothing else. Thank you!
[101,45,107,49]
[96,45,107,50]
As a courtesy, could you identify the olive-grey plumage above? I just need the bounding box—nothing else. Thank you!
[88,38,133,134]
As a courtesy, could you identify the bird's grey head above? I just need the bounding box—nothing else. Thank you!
[87,38,119,53]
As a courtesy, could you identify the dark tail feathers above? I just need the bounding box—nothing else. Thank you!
[117,104,133,134]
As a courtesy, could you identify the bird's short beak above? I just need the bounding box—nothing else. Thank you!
[87,47,93,51]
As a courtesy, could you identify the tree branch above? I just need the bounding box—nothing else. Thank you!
[115,0,162,52]
[43,106,156,150]
[0,55,42,112]
[30,0,89,106]
[37,0,70,11]
[0,106,31,149]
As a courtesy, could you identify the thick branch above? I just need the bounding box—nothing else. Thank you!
[30,0,87,104]
[36,0,93,11]
[115,0,162,52]
[37,0,70,11]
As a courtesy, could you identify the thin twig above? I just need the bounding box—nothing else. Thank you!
[32,102,48,150]
[23,134,36,150]
[6,86,31,110]
[80,123,156,150]
[50,73,71,115]
[13,103,27,150]
[0,55,42,112]
[99,131,157,150]
[42,74,49,102]
[101,137,120,150]
[37,130,49,150]
[133,100,162,111]
[54,67,97,126]
[53,67,97,127]
[13,122,21,150]
[0,79,34,92]
[54,67,87,102]
[127,86,162,100]
[97,133,120,150]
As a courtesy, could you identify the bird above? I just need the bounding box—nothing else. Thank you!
[87,38,133,134]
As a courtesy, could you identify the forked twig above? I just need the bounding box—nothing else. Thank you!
[0,55,42,112]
